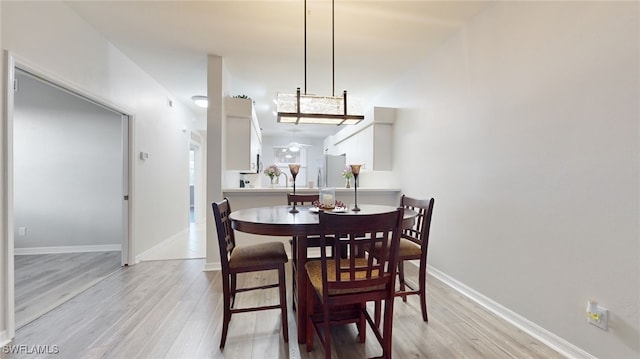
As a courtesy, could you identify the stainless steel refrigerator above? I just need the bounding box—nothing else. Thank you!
[324,154,346,188]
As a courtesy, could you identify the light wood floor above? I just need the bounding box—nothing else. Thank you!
[14,251,122,329]
[2,258,564,359]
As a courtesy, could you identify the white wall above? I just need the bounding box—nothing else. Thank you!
[0,1,7,345]
[205,55,228,270]
[14,73,123,250]
[1,0,197,339]
[1,1,196,259]
[372,2,639,358]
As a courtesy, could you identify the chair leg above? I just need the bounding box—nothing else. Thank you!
[381,298,395,359]
[374,300,382,328]
[230,272,237,308]
[358,303,366,343]
[291,238,297,311]
[278,265,289,342]
[306,278,315,352]
[322,308,332,359]
[220,273,232,349]
[398,260,407,302]
[419,258,428,322]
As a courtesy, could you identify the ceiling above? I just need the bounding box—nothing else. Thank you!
[65,1,491,138]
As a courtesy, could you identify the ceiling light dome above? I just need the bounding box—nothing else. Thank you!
[288,143,301,152]
[191,95,208,108]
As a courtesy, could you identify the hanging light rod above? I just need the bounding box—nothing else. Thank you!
[276,0,364,126]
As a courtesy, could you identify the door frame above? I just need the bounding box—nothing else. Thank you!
[190,130,205,225]
[2,51,135,340]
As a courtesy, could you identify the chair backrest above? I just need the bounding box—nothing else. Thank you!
[317,208,404,299]
[400,195,435,252]
[212,198,235,271]
[287,193,319,205]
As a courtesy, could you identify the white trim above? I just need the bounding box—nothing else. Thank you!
[121,114,130,267]
[126,114,136,266]
[2,51,16,342]
[203,262,221,272]
[0,330,10,347]
[428,265,596,359]
[11,56,133,116]
[14,245,122,256]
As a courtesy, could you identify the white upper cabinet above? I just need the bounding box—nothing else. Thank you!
[225,97,262,172]
[324,107,395,171]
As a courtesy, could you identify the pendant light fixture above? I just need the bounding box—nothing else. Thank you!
[276,0,364,126]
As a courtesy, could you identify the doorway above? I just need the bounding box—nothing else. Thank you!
[189,146,196,223]
[189,132,205,225]
[10,66,130,328]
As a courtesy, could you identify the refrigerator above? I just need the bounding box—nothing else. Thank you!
[324,154,346,188]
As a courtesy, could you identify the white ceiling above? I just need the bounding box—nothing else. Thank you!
[65,1,491,138]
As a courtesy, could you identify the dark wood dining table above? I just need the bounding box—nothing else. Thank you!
[229,204,417,344]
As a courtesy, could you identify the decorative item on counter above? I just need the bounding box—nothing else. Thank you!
[342,166,353,188]
[319,187,336,209]
[289,164,301,213]
[264,164,282,188]
[312,199,345,210]
[350,164,362,211]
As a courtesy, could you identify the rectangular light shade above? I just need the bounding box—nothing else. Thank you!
[277,89,364,125]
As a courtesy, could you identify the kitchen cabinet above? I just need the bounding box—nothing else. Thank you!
[226,97,262,172]
[325,107,395,171]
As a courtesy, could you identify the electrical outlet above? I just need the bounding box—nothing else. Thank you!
[586,300,608,330]
[18,227,26,236]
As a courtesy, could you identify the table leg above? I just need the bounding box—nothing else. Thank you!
[296,234,308,344]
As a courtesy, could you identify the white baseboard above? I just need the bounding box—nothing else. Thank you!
[1,330,11,347]
[203,262,221,272]
[428,266,596,359]
[14,244,121,255]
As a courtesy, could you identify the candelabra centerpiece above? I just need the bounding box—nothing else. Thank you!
[350,164,362,211]
[289,164,301,213]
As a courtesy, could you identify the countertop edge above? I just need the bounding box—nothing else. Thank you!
[222,187,401,193]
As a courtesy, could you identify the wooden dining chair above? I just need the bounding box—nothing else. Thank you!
[212,198,289,349]
[287,193,337,258]
[369,195,435,324]
[287,193,319,207]
[305,208,404,359]
[287,193,335,310]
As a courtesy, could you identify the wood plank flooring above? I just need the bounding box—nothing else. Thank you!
[2,258,565,359]
[14,251,122,329]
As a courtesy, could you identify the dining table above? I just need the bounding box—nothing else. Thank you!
[229,203,417,344]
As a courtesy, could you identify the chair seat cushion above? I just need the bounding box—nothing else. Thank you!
[368,238,422,259]
[305,259,385,296]
[398,238,422,258]
[229,242,288,269]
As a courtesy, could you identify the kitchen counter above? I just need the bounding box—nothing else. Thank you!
[222,187,402,210]
[222,187,399,193]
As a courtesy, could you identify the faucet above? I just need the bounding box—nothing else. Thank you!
[279,172,288,188]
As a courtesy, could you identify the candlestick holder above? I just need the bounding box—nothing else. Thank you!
[289,164,301,213]
[350,164,362,211]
